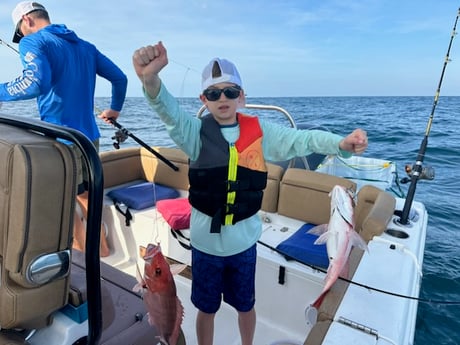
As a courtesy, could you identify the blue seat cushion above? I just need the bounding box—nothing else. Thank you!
[107,181,180,210]
[276,223,329,268]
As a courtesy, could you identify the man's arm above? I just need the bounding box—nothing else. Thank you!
[0,40,49,101]
[96,51,128,123]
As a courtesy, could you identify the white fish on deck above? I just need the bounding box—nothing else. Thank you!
[307,185,368,309]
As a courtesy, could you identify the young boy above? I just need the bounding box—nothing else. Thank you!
[132,41,368,345]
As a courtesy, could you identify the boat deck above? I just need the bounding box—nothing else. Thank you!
[99,185,426,345]
[0,113,427,345]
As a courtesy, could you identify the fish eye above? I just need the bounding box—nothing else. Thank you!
[155,268,162,276]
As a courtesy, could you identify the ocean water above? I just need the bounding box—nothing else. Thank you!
[1,96,459,345]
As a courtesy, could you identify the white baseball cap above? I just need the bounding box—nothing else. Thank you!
[11,2,47,43]
[201,58,243,91]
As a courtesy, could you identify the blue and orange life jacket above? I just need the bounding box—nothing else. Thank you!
[188,113,267,233]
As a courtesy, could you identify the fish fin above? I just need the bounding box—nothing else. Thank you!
[132,282,144,293]
[151,334,168,345]
[311,228,330,245]
[307,223,329,239]
[170,263,187,276]
[132,276,147,294]
[307,224,328,236]
[350,229,369,252]
[139,245,147,259]
[156,336,168,345]
[168,297,184,345]
[145,312,154,326]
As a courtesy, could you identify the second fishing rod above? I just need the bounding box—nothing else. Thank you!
[0,37,19,54]
[398,7,460,225]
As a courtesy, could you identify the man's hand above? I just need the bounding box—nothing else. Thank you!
[98,109,120,124]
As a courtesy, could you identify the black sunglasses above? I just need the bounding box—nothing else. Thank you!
[202,85,241,101]
[15,20,24,39]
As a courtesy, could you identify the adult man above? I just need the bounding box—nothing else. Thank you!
[0,2,128,256]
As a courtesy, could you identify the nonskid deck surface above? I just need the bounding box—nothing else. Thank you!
[100,204,335,345]
[174,273,307,345]
[174,203,426,345]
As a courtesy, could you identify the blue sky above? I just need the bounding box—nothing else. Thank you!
[1,0,460,97]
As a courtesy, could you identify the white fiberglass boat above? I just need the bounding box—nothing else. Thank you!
[0,104,426,345]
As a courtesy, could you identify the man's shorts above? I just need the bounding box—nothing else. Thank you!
[191,244,256,314]
[70,139,99,195]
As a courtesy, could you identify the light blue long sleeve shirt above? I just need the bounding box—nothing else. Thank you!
[146,83,350,256]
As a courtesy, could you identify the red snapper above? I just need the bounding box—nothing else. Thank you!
[133,243,185,345]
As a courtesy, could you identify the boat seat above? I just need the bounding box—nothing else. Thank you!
[303,185,396,345]
[354,184,396,242]
[261,163,284,213]
[0,124,76,335]
[273,168,356,269]
[277,168,356,225]
[101,146,284,213]
[101,147,190,191]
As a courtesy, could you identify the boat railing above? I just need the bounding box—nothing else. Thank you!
[196,103,321,170]
[197,103,402,193]
[197,103,298,128]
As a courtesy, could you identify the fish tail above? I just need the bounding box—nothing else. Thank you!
[312,291,327,309]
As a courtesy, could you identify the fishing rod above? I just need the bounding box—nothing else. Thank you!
[110,119,179,172]
[398,7,460,226]
[0,37,19,54]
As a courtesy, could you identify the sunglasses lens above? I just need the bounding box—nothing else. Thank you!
[223,87,241,99]
[203,89,222,101]
[203,86,241,101]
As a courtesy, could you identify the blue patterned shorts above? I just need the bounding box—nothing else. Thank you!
[191,244,256,313]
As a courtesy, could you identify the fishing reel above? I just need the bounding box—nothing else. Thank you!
[400,163,435,184]
[111,128,128,149]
